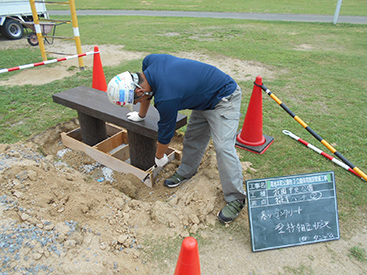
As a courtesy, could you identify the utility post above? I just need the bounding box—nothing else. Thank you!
[333,0,343,25]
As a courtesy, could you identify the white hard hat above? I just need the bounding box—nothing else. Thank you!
[107,71,139,112]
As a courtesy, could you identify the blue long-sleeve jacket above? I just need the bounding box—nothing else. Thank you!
[143,54,237,145]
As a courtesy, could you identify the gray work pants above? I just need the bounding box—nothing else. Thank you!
[177,86,246,202]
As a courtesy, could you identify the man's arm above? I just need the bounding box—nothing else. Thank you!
[127,98,151,122]
[154,141,170,167]
[138,99,151,118]
[156,142,169,159]
[154,98,180,165]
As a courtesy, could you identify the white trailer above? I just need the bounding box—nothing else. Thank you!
[0,0,48,40]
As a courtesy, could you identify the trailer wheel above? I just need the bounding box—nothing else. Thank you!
[27,32,39,46]
[2,19,24,40]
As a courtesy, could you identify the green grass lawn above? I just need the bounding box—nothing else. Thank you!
[0,6,367,227]
[48,0,367,16]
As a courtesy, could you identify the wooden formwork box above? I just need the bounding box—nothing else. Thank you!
[61,123,181,187]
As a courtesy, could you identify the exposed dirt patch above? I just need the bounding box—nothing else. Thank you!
[0,39,277,86]
[0,39,146,86]
[1,120,367,274]
[294,44,315,51]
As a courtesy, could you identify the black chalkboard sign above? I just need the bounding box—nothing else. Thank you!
[246,171,340,252]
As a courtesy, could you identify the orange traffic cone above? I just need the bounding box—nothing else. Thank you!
[174,237,201,275]
[92,46,107,92]
[235,75,274,154]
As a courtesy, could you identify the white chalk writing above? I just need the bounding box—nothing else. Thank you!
[275,220,331,234]
[259,206,303,221]
[299,232,335,243]
[272,184,323,205]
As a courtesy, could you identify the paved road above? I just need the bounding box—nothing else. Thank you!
[49,10,367,24]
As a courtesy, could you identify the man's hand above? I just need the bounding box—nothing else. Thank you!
[127,111,145,122]
[155,154,169,167]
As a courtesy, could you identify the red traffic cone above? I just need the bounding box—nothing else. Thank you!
[92,46,107,92]
[235,75,274,154]
[174,237,201,275]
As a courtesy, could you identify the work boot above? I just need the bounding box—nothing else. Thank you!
[217,198,246,224]
[164,172,189,188]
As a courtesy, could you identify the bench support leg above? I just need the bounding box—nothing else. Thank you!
[128,131,156,171]
[78,112,107,146]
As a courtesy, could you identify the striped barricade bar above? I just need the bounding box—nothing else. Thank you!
[0,50,97,74]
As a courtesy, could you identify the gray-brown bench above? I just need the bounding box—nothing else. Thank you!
[52,86,187,171]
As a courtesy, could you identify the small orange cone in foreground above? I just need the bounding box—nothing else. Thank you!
[92,46,107,92]
[235,75,274,154]
[174,237,200,275]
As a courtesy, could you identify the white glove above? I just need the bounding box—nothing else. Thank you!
[155,154,169,167]
[127,111,145,122]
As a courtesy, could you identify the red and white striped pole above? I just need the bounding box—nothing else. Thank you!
[0,50,97,75]
[283,130,364,180]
